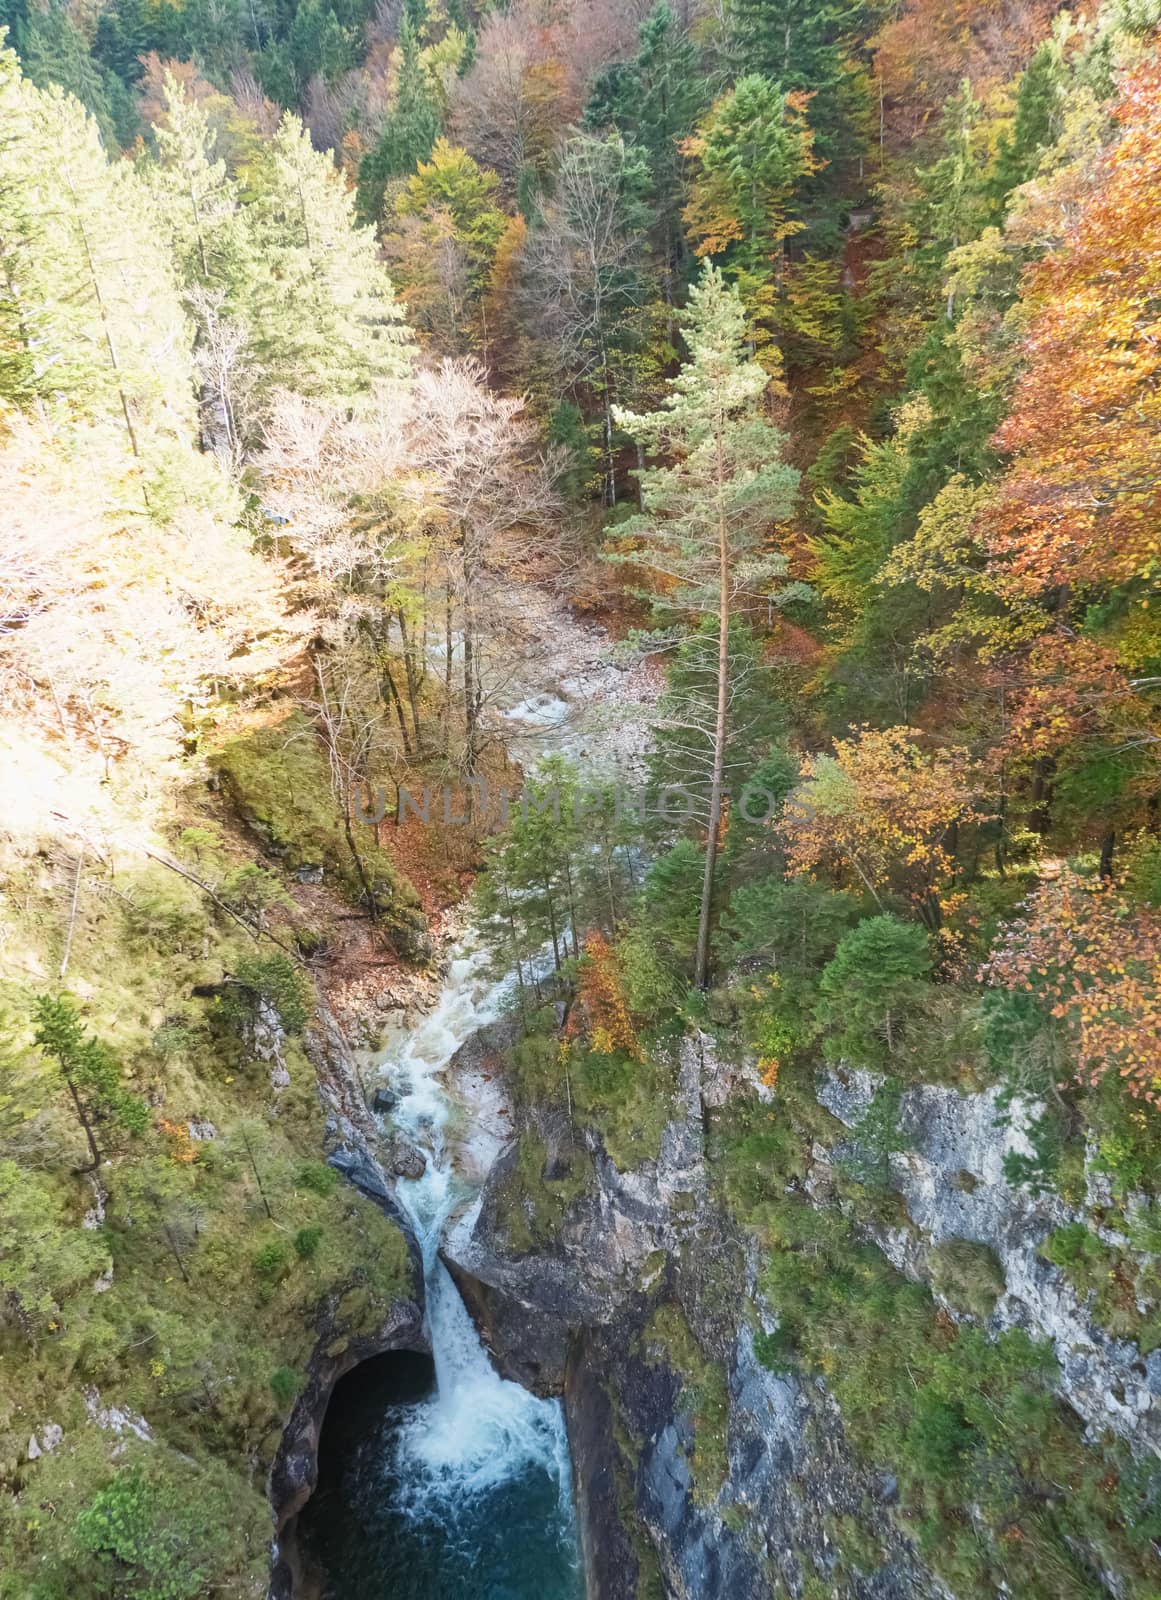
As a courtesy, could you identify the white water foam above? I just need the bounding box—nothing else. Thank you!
[372,943,576,1523]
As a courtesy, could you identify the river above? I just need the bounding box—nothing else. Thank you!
[296,605,653,1597]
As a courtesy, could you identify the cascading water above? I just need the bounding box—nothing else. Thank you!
[298,610,646,1596]
[298,948,583,1599]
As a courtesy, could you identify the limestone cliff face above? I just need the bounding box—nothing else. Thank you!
[444,1035,947,1600]
[815,1068,1161,1455]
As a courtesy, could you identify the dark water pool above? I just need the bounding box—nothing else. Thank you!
[297,1351,584,1600]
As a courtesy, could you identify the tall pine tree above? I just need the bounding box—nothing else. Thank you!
[613,265,798,985]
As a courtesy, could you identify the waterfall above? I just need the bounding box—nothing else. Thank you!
[372,945,581,1583]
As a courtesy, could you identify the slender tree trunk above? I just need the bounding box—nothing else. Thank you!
[64,1072,101,1174]
[1099,827,1116,879]
[563,857,580,959]
[443,586,454,756]
[163,1223,191,1285]
[62,167,144,487]
[380,660,413,756]
[544,882,562,973]
[461,524,480,781]
[240,1124,274,1220]
[397,610,424,747]
[694,426,731,991]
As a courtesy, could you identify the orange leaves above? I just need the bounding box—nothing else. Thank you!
[778,725,982,918]
[986,57,1161,596]
[570,931,641,1061]
[982,870,1161,1102]
[157,1118,197,1164]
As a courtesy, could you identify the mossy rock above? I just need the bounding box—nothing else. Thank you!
[639,1301,729,1506]
[929,1239,1006,1320]
[213,711,428,953]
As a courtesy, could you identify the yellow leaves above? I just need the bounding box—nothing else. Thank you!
[983,869,1161,1103]
[571,932,641,1063]
[758,1057,781,1091]
[779,724,982,909]
[157,1117,197,1164]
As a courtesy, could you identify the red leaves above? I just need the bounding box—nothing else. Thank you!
[571,931,641,1061]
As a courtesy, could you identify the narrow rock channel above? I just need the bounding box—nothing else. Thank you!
[296,603,651,1597]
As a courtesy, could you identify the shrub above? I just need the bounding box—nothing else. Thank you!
[815,915,932,1066]
[929,1239,1006,1320]
[220,953,310,1035]
[1041,1222,1105,1277]
[296,1161,338,1196]
[294,1225,323,1259]
[251,1242,290,1283]
[67,1455,244,1600]
[836,1075,910,1194]
[270,1366,301,1407]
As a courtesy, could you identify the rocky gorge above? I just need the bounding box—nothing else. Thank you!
[266,599,1160,1600]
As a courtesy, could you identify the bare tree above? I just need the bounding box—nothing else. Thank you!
[259,383,414,589]
[187,286,255,472]
[522,131,651,505]
[450,7,575,195]
[406,359,559,778]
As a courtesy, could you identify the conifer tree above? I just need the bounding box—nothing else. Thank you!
[682,74,818,368]
[614,265,798,986]
[246,113,414,400]
[144,72,258,457]
[728,0,870,181]
[585,3,706,300]
[0,52,195,482]
[356,15,440,222]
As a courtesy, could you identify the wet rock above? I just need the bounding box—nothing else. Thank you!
[371,1086,398,1113]
[327,1143,424,1294]
[447,1029,949,1600]
[268,1297,427,1600]
[390,1135,427,1180]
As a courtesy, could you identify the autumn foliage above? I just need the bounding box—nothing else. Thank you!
[982,871,1161,1102]
[986,59,1161,597]
[779,726,982,927]
[571,932,641,1061]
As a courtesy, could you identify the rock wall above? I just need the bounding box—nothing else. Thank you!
[268,1023,428,1600]
[815,1068,1161,1455]
[444,1035,949,1600]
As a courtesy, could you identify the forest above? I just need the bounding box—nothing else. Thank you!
[1,0,1160,1595]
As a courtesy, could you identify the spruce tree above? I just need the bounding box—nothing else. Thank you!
[728,0,870,184]
[247,113,414,399]
[356,15,440,222]
[0,52,195,474]
[585,3,705,299]
[613,265,798,986]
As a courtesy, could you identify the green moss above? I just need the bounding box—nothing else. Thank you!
[825,1509,888,1578]
[490,1131,590,1252]
[214,712,426,952]
[0,807,414,1600]
[606,1385,665,1600]
[1040,1224,1156,1342]
[929,1239,1006,1320]
[572,1041,676,1171]
[640,1302,729,1506]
